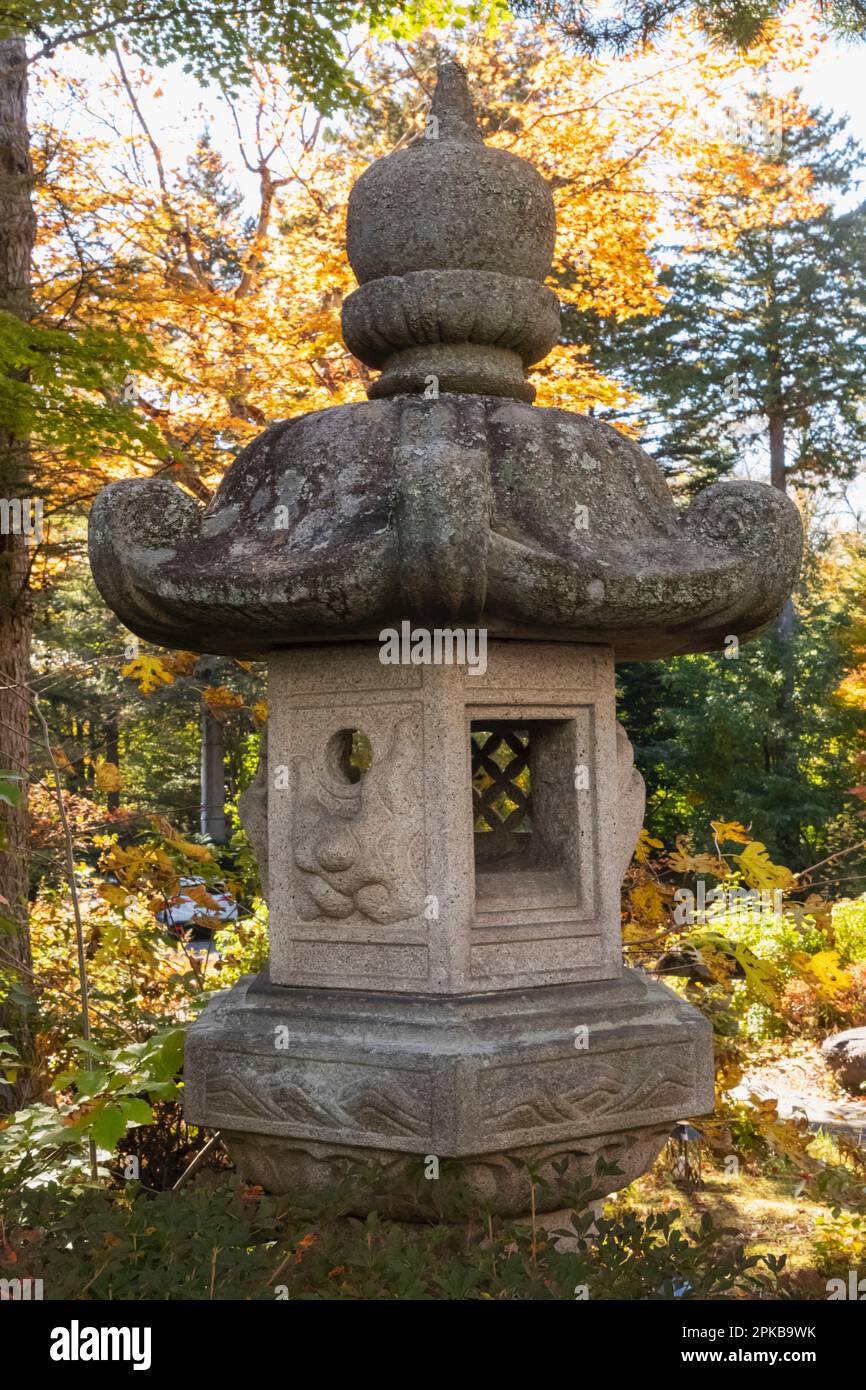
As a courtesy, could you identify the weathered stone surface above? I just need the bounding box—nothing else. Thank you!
[822,1027,866,1094]
[94,59,761,1215]
[345,63,556,287]
[88,61,802,658]
[264,641,629,993]
[342,269,560,401]
[185,967,713,1213]
[220,1127,672,1220]
[88,394,802,659]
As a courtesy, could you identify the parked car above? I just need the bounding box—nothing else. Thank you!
[155,877,239,941]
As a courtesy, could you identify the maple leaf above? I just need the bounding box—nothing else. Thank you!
[710,819,752,845]
[666,839,727,876]
[734,841,794,892]
[122,655,173,695]
[94,760,123,793]
[633,829,664,864]
[800,950,852,1000]
[251,699,269,727]
[202,685,244,720]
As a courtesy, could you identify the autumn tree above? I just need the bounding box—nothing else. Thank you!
[1,6,836,1092]
[0,0,469,1107]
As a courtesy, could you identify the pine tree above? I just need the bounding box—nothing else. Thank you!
[520,0,866,54]
[593,101,866,496]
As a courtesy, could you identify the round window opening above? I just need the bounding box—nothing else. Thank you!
[326,728,373,784]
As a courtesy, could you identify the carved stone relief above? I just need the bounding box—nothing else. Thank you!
[293,714,424,923]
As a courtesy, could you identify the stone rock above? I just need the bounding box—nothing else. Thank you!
[88,61,802,657]
[345,62,556,285]
[822,1027,866,1094]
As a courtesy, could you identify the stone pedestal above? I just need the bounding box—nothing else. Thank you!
[185,640,714,1213]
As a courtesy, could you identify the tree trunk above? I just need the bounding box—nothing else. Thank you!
[200,708,227,844]
[0,35,36,1111]
[105,715,120,813]
[769,410,794,639]
[768,408,786,493]
[768,408,798,861]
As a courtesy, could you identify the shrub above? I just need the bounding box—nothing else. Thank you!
[0,1165,787,1301]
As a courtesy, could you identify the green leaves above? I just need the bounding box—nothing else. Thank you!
[0,313,171,465]
[0,770,23,808]
[0,1024,188,1184]
[88,1096,154,1152]
[0,2,492,112]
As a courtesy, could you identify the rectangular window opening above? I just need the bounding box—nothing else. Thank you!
[471,718,577,909]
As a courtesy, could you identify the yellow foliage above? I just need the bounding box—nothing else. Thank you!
[792,949,852,999]
[29,11,824,512]
[202,686,245,720]
[94,760,123,793]
[150,815,215,865]
[163,651,200,677]
[710,819,752,845]
[121,655,174,696]
[633,829,664,864]
[629,881,669,924]
[666,837,728,876]
[734,841,795,892]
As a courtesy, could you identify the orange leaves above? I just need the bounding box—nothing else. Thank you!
[251,699,269,728]
[202,685,245,721]
[163,651,200,678]
[734,841,795,893]
[31,14,824,474]
[150,815,215,866]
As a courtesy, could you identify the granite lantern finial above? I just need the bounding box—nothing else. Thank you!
[88,60,803,1219]
[343,61,560,401]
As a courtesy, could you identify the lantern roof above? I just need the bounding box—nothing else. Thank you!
[89,62,801,660]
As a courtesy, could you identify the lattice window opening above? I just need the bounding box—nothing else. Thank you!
[472,725,534,833]
[471,719,575,877]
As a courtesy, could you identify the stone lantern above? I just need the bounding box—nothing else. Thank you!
[89,63,801,1217]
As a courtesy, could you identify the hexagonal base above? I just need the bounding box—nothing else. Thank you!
[185,969,713,1214]
[220,1127,673,1220]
